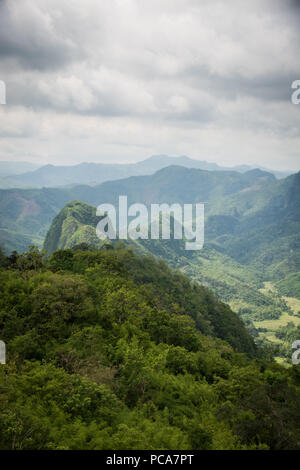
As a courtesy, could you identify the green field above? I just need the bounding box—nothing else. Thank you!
[253,284,300,364]
[254,309,300,331]
[254,283,300,329]
[283,296,300,315]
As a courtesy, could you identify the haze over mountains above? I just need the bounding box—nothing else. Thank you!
[0,165,276,251]
[1,163,299,358]
[3,161,295,341]
[1,165,298,257]
[0,162,42,189]
[0,155,293,189]
[0,161,41,177]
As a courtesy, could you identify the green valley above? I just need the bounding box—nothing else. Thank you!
[1,166,299,362]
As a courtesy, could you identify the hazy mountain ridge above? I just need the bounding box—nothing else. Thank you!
[0,161,41,177]
[1,167,299,316]
[1,165,299,361]
[0,166,277,253]
[1,166,298,260]
[2,155,293,188]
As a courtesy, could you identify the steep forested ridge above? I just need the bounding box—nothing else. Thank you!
[42,184,300,361]
[1,167,300,360]
[43,200,104,254]
[0,245,300,450]
[0,166,281,253]
[2,167,299,278]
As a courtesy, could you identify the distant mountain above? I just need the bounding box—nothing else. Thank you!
[3,155,293,188]
[0,161,40,177]
[0,175,29,189]
[41,167,300,315]
[0,186,72,253]
[1,165,299,293]
[2,165,299,356]
[68,166,276,208]
[135,155,293,179]
[0,166,294,255]
[5,162,136,188]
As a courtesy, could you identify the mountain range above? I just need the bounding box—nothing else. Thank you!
[0,165,278,251]
[1,164,299,357]
[0,155,293,189]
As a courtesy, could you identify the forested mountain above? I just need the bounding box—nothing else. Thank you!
[2,155,291,188]
[43,194,299,356]
[1,244,300,450]
[0,165,278,253]
[1,166,299,358]
[43,201,106,254]
[2,165,298,281]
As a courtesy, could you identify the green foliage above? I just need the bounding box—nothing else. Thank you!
[0,245,7,267]
[276,272,300,300]
[0,245,300,450]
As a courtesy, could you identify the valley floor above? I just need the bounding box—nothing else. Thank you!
[252,283,300,364]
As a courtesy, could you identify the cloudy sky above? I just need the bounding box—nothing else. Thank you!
[0,0,299,171]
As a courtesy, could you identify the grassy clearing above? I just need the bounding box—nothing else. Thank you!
[252,284,300,366]
[259,281,277,295]
[275,356,289,367]
[283,296,300,315]
[254,284,300,333]
[254,311,300,331]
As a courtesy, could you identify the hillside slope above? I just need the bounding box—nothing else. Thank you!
[44,201,293,328]
[2,166,299,335]
[1,245,300,449]
[43,200,105,254]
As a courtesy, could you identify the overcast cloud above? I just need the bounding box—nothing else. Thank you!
[0,0,299,170]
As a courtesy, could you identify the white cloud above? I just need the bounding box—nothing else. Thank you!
[0,0,299,170]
